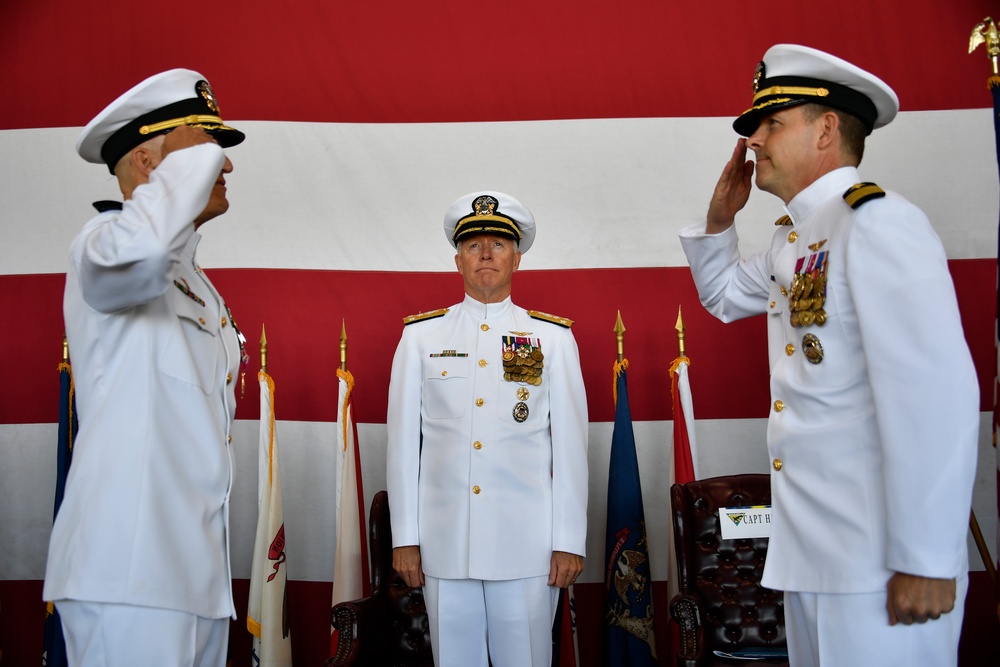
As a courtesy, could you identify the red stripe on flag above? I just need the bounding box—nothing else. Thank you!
[3,262,996,426]
[0,0,995,130]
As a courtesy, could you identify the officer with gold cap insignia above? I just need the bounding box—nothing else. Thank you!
[679,45,977,667]
[44,69,246,667]
[386,191,589,667]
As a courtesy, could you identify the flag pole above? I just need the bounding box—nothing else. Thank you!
[260,324,268,374]
[340,319,348,372]
[968,16,1000,594]
[62,334,69,364]
[614,310,625,364]
[674,306,685,358]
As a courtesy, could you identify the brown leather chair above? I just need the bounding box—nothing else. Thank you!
[327,490,433,667]
[669,474,788,667]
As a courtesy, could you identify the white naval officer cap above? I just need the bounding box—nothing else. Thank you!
[733,44,899,137]
[76,68,245,173]
[443,191,536,253]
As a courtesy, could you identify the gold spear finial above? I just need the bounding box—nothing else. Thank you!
[675,306,686,358]
[614,310,626,363]
[260,324,268,374]
[62,335,69,363]
[969,16,1000,80]
[340,319,348,372]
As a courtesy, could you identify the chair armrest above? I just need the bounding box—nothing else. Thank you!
[669,592,706,667]
[326,595,390,666]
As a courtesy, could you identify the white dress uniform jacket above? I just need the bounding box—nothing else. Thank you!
[679,167,978,594]
[386,294,589,580]
[44,143,242,620]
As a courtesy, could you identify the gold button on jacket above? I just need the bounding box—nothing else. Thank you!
[772,458,783,471]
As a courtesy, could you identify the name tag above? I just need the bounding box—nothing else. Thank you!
[719,505,772,539]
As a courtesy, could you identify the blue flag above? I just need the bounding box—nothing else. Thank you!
[602,361,657,666]
[43,360,76,667]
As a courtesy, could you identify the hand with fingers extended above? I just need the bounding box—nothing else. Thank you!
[706,138,755,234]
[392,545,425,588]
[161,125,219,160]
[886,572,956,626]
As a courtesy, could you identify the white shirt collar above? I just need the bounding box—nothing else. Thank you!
[462,293,513,319]
[785,166,860,224]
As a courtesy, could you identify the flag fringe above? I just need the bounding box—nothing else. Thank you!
[612,358,628,406]
[667,356,690,378]
[336,368,355,451]
[57,362,75,449]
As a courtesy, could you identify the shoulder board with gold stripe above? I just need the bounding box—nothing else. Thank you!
[527,310,573,328]
[843,182,885,209]
[402,308,449,325]
[774,215,792,226]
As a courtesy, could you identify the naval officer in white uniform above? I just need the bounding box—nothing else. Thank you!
[44,69,246,667]
[678,45,978,666]
[386,192,589,667]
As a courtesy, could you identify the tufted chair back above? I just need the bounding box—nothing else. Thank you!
[328,490,433,667]
[669,474,788,667]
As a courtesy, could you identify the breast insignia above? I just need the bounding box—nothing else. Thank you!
[843,182,885,209]
[402,308,449,325]
[527,310,573,328]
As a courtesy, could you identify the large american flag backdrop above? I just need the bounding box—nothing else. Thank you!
[2,1,998,664]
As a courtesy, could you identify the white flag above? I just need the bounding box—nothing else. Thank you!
[331,369,367,645]
[248,371,292,666]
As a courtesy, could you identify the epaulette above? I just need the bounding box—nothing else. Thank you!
[843,182,885,209]
[402,308,448,325]
[93,200,123,212]
[528,310,573,328]
[774,215,792,226]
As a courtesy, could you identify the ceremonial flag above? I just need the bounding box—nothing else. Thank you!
[988,50,1000,621]
[330,368,369,654]
[248,371,292,667]
[667,353,698,608]
[42,356,76,667]
[602,360,657,666]
[552,586,580,667]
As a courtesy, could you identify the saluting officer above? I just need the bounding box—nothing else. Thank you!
[44,69,246,667]
[386,191,589,667]
[679,45,978,666]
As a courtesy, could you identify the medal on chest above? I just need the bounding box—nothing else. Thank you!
[788,241,829,328]
[502,334,542,422]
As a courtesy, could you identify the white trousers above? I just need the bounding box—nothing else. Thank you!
[56,600,229,667]
[783,575,967,667]
[423,575,559,667]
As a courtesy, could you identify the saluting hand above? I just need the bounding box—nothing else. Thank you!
[161,124,218,160]
[706,138,754,234]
